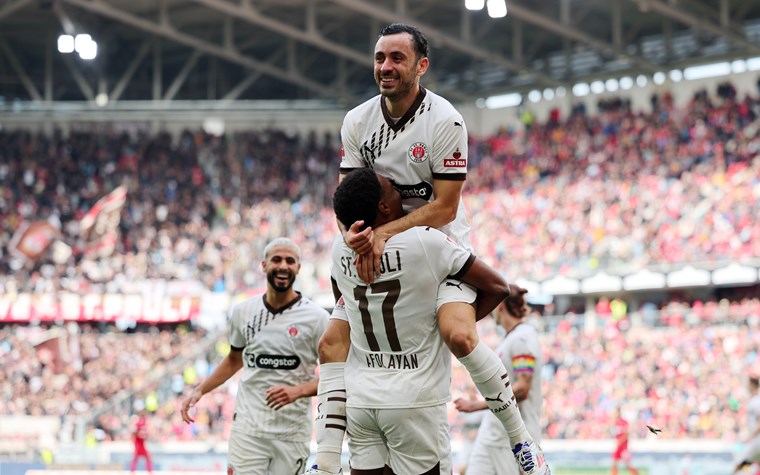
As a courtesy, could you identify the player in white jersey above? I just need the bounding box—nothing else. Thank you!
[455,294,545,475]
[180,238,329,475]
[311,23,550,475]
[312,168,524,475]
[734,376,760,474]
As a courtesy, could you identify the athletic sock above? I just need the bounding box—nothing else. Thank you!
[313,362,346,473]
[458,341,533,447]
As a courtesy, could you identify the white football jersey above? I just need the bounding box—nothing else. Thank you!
[331,228,475,409]
[749,394,760,441]
[340,87,472,250]
[227,294,329,441]
[476,323,543,446]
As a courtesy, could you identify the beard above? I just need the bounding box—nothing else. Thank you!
[376,74,415,101]
[267,271,296,292]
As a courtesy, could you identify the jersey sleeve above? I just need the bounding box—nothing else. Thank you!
[227,303,246,350]
[415,227,474,280]
[430,113,468,180]
[330,295,348,322]
[339,112,365,172]
[508,331,538,375]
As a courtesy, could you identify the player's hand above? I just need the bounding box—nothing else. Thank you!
[453,397,483,413]
[265,385,300,410]
[180,389,203,424]
[508,283,528,297]
[345,220,374,255]
[355,237,387,284]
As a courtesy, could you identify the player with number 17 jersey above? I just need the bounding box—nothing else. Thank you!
[340,86,472,250]
[330,226,474,409]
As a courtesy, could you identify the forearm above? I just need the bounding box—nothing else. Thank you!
[294,378,319,399]
[375,201,455,241]
[196,355,242,396]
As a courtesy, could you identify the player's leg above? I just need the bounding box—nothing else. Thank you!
[309,317,350,475]
[268,439,310,475]
[377,405,452,475]
[226,431,270,475]
[346,407,390,475]
[143,450,153,474]
[437,282,546,475]
[465,441,501,475]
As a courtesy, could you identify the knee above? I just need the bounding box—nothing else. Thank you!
[443,328,478,358]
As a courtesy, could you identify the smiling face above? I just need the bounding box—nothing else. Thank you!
[262,245,301,292]
[374,32,428,105]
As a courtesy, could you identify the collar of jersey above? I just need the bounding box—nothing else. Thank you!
[381,85,427,132]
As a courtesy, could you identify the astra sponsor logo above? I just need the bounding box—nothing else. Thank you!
[255,354,301,370]
[391,181,433,201]
[444,155,466,168]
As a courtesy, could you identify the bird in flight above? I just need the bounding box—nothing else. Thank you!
[647,425,662,435]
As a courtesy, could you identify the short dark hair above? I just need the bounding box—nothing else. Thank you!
[751,376,760,388]
[379,23,429,59]
[333,169,381,230]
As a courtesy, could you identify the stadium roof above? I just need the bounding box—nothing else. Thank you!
[1,0,760,107]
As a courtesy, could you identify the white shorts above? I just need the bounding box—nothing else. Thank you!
[227,430,309,475]
[466,441,518,475]
[347,404,451,475]
[436,278,477,312]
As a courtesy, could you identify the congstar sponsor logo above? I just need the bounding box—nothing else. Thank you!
[391,181,433,201]
[254,354,301,369]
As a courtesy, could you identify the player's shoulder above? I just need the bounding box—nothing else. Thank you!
[230,295,264,315]
[425,89,464,120]
[345,95,382,122]
[297,295,330,316]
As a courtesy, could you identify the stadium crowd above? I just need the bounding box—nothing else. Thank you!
[1,86,759,297]
[1,84,760,449]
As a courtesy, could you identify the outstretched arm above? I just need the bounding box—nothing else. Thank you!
[458,258,526,320]
[180,349,243,423]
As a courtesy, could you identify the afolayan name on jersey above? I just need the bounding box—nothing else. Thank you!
[365,352,419,370]
[340,250,402,279]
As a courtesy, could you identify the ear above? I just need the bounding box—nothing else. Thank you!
[377,200,391,217]
[417,57,429,77]
[261,260,267,273]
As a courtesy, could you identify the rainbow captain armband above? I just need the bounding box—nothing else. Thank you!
[512,354,536,373]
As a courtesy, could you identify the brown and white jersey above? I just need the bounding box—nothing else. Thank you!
[227,294,329,441]
[340,86,472,250]
[331,228,475,409]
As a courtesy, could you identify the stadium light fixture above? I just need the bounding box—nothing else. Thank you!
[57,34,74,54]
[619,77,633,90]
[572,83,590,97]
[484,92,522,109]
[747,57,760,71]
[669,69,683,82]
[528,90,542,103]
[590,80,605,94]
[731,60,747,74]
[543,88,555,100]
[636,75,648,87]
[486,0,507,18]
[683,62,731,80]
[465,0,485,10]
[605,78,619,92]
[78,41,97,60]
[74,34,92,52]
[555,86,566,98]
[653,72,666,85]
